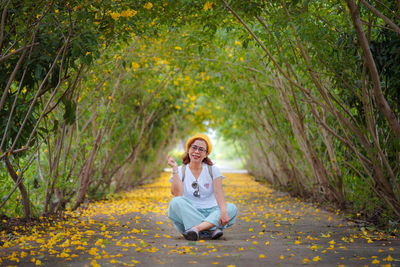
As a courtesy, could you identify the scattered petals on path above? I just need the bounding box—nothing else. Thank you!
[1,172,399,266]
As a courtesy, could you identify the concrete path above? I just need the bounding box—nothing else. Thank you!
[1,172,399,266]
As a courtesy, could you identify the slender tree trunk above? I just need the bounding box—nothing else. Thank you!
[72,134,101,210]
[320,110,345,207]
[346,0,400,140]
[4,157,31,218]
[278,75,336,201]
[44,123,66,213]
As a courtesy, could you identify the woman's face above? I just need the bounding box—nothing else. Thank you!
[188,139,208,163]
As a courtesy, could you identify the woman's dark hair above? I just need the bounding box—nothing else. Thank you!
[182,138,213,165]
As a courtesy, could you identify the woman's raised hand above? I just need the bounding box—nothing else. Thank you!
[167,156,178,170]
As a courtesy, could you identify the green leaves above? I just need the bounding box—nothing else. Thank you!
[61,98,76,125]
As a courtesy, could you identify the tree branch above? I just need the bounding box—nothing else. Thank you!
[0,0,11,53]
[360,0,400,35]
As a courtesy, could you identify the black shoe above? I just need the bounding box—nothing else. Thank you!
[211,228,223,239]
[183,227,199,241]
[199,230,212,239]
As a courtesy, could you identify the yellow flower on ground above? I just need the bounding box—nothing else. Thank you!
[91,260,100,267]
[313,256,321,262]
[384,255,393,262]
[259,254,266,258]
[58,252,70,258]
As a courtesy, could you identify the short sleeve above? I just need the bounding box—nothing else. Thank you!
[169,165,183,183]
[211,165,225,179]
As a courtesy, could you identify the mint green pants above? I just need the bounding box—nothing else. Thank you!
[168,196,238,233]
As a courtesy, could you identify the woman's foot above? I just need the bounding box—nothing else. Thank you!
[199,230,211,239]
[211,228,223,239]
[183,227,199,241]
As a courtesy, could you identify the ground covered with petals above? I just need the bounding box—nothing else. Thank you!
[1,173,399,266]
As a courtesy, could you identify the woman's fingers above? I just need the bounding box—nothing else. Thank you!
[219,214,230,226]
[167,156,177,168]
[168,156,175,163]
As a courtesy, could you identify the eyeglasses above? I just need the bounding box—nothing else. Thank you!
[192,181,200,198]
[190,145,207,153]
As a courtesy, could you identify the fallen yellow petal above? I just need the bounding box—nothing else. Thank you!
[384,255,394,262]
[313,256,321,262]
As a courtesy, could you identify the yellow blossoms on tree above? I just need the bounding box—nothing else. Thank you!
[144,2,153,9]
[131,62,140,71]
[108,9,137,20]
[203,2,214,11]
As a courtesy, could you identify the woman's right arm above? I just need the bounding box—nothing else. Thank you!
[168,156,183,196]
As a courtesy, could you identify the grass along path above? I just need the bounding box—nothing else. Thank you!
[0,172,399,266]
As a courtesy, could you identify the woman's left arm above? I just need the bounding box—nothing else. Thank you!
[213,177,230,226]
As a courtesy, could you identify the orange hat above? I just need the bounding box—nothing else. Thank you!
[186,134,212,155]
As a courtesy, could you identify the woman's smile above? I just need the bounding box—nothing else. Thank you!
[191,153,201,160]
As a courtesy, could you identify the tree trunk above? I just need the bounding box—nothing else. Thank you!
[320,110,345,207]
[346,0,400,140]
[72,134,100,210]
[278,76,335,201]
[4,156,31,218]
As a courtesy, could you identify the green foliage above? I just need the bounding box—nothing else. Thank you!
[371,28,400,113]
[1,0,399,229]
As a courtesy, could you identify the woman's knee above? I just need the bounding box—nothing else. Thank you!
[169,196,186,210]
[227,203,238,217]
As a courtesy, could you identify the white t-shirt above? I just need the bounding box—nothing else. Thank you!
[169,163,225,209]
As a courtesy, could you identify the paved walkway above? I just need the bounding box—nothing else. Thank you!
[1,172,399,266]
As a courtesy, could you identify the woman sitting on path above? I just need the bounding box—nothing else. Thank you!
[167,134,237,241]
